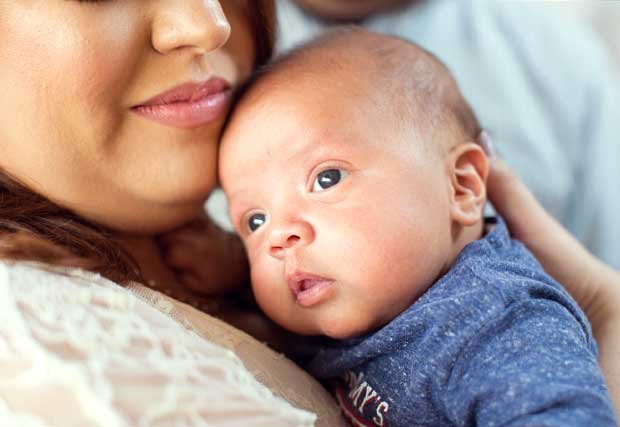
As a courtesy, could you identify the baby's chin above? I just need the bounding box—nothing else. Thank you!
[315,316,384,340]
[274,317,359,339]
[266,299,387,339]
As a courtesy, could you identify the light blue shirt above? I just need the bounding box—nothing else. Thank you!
[277,0,620,268]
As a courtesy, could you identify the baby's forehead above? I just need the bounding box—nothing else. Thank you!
[266,47,391,97]
[225,100,440,179]
[236,65,405,143]
[226,29,478,167]
[244,40,450,128]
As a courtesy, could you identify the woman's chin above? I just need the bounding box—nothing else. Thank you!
[80,198,207,237]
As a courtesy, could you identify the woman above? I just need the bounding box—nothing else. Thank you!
[0,1,344,425]
[0,1,617,425]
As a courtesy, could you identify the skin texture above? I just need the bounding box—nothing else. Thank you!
[0,0,258,290]
[220,32,488,339]
[0,4,350,423]
[0,0,253,236]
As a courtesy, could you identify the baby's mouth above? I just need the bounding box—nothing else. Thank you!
[286,272,335,307]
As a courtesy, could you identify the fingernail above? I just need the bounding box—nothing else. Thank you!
[478,130,495,159]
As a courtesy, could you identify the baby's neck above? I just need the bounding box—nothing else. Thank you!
[443,219,486,275]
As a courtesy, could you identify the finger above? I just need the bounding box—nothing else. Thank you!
[164,243,204,270]
[159,229,213,249]
[487,157,553,243]
[487,157,600,310]
[178,271,210,294]
[488,157,589,254]
[181,212,218,233]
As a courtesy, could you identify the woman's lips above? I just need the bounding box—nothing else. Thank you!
[287,272,335,307]
[131,77,232,130]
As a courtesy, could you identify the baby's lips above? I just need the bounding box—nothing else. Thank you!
[295,279,335,308]
[286,271,328,296]
[286,270,335,307]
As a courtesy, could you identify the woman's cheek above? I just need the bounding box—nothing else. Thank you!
[6,12,137,138]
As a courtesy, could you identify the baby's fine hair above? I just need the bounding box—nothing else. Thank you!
[236,26,482,147]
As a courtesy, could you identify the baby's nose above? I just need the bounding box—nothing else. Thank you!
[268,221,315,259]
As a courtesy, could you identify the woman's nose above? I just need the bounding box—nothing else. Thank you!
[269,220,315,260]
[151,0,231,55]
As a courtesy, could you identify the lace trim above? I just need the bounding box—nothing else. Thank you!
[127,283,345,426]
[0,261,319,426]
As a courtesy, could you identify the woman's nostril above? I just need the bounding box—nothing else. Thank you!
[151,1,231,55]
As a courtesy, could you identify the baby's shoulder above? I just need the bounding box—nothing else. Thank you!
[416,231,582,331]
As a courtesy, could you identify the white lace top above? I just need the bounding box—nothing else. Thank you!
[0,261,343,427]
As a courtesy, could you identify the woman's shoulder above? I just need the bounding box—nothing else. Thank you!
[0,260,328,426]
[0,259,136,307]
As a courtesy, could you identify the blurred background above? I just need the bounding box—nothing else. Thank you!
[210,0,620,269]
[541,1,620,77]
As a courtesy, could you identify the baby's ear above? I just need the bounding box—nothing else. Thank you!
[447,142,489,226]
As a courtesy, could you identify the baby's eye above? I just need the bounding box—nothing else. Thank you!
[312,168,348,192]
[247,213,266,233]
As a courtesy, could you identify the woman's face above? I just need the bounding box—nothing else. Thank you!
[0,0,255,234]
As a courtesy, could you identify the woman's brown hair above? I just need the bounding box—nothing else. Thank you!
[0,0,276,285]
[248,0,276,68]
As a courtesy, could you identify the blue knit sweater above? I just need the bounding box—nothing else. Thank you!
[305,218,616,426]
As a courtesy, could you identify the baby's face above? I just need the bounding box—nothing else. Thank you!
[221,84,455,339]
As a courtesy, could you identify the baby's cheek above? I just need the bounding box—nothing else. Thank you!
[250,261,281,302]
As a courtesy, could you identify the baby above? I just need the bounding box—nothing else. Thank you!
[215,29,616,426]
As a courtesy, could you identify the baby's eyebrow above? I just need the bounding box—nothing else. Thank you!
[293,135,350,164]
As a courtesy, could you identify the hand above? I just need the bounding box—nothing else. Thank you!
[486,155,620,323]
[482,134,620,412]
[159,213,249,296]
